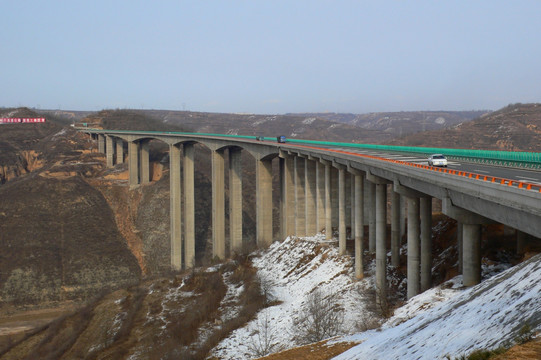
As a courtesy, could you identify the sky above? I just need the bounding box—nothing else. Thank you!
[2,1,541,114]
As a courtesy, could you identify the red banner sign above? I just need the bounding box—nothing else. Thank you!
[0,118,46,124]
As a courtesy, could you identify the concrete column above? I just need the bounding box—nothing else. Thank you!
[280,154,295,239]
[350,173,355,239]
[116,139,124,164]
[169,144,182,271]
[463,223,482,286]
[368,181,376,252]
[400,196,407,238]
[305,159,317,236]
[391,190,401,267]
[420,197,432,292]
[338,166,346,255]
[256,158,273,247]
[139,141,150,184]
[128,141,139,186]
[212,149,226,259]
[375,182,388,304]
[184,143,195,268]
[354,174,364,278]
[229,148,243,253]
[98,134,105,153]
[295,156,306,237]
[316,161,326,232]
[407,196,420,299]
[324,161,332,240]
[331,167,339,228]
[457,222,463,273]
[106,136,114,167]
[517,230,526,255]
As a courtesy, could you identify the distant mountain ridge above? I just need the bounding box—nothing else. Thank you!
[291,110,489,137]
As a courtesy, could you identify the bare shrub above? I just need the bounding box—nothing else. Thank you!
[247,310,280,358]
[293,289,345,344]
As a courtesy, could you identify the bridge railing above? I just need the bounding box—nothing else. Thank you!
[285,139,541,170]
[80,128,541,169]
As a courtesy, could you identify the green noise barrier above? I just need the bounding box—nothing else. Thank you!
[83,129,541,169]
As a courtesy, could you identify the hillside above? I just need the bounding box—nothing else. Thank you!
[392,103,541,151]
[140,110,394,144]
[292,110,488,137]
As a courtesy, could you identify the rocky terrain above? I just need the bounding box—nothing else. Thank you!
[0,104,540,359]
[391,103,541,152]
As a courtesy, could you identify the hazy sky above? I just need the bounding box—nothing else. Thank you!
[2,1,541,114]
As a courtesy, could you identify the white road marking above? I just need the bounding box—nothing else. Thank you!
[473,169,490,174]
[516,176,541,181]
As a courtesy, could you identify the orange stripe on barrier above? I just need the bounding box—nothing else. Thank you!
[289,143,538,194]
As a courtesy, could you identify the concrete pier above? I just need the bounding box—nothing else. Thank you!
[256,158,273,247]
[420,196,432,292]
[407,196,420,299]
[169,144,182,271]
[324,161,332,240]
[375,180,388,304]
[139,141,150,184]
[305,159,317,236]
[337,165,346,255]
[229,148,243,253]
[316,161,326,232]
[212,149,226,259]
[128,141,139,186]
[184,143,195,267]
[98,134,105,153]
[463,223,482,286]
[391,190,401,267]
[354,173,364,278]
[280,153,296,239]
[106,136,114,167]
[116,138,124,164]
[457,222,463,273]
[295,156,306,237]
[368,181,376,252]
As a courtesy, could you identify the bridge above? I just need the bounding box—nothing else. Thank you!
[82,129,541,303]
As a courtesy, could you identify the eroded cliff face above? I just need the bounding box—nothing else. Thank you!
[0,125,143,308]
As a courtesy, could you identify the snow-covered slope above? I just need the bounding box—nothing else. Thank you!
[211,234,374,359]
[333,253,541,360]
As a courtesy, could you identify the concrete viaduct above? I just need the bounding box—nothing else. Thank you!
[87,129,541,302]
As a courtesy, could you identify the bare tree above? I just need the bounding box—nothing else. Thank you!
[247,310,279,358]
[293,289,345,344]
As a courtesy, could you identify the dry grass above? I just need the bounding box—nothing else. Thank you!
[256,339,359,360]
